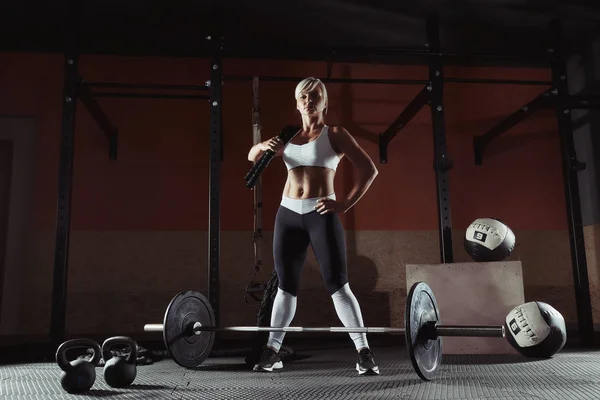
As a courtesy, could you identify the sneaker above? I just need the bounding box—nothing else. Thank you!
[253,347,283,372]
[356,348,380,375]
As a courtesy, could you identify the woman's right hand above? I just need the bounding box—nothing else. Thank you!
[261,136,284,155]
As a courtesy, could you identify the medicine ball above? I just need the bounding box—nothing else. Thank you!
[504,301,567,358]
[464,217,515,262]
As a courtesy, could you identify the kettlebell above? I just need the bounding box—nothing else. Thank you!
[102,336,138,388]
[56,338,102,394]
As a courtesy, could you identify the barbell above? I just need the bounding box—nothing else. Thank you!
[144,281,566,381]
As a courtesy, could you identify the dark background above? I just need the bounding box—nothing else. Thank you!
[2,0,600,64]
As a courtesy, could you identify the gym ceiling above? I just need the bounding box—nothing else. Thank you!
[1,1,600,65]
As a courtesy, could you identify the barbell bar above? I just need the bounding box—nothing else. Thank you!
[144,322,504,336]
[143,281,566,381]
[143,282,508,380]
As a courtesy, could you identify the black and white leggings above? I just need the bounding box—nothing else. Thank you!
[267,193,369,352]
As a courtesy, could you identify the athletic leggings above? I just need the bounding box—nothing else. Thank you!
[266,194,369,352]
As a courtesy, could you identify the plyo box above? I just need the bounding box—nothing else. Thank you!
[406,261,525,354]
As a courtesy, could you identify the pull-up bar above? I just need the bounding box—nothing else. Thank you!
[86,82,210,91]
[89,93,210,100]
[225,75,552,86]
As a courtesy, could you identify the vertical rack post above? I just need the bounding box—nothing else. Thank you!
[548,19,594,347]
[208,34,223,330]
[427,13,454,263]
[50,0,80,345]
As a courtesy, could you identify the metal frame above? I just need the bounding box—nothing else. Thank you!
[208,36,224,328]
[77,82,119,160]
[473,89,554,165]
[49,9,217,344]
[426,14,454,264]
[50,51,78,346]
[50,71,215,343]
[50,0,79,346]
[470,19,595,346]
[548,19,594,347]
[377,15,455,262]
[379,86,430,163]
[49,6,596,346]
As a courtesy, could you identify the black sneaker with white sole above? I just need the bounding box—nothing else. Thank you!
[253,347,283,372]
[356,348,380,375]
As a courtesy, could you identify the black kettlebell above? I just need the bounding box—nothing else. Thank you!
[102,336,138,388]
[56,338,102,394]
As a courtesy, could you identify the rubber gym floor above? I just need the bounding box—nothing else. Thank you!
[2,337,600,399]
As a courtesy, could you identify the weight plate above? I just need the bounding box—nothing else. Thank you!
[163,290,215,368]
[404,281,442,381]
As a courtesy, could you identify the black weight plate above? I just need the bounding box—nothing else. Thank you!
[404,281,442,381]
[163,290,215,368]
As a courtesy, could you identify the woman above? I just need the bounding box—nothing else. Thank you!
[247,77,379,375]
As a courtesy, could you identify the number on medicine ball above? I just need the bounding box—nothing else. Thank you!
[509,319,520,335]
[473,231,486,242]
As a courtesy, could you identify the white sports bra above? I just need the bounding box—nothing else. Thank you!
[282,125,341,171]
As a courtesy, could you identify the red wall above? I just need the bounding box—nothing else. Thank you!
[0,53,565,232]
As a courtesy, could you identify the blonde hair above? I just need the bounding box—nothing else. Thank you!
[295,77,328,112]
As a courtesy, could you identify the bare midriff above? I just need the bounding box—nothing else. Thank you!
[282,166,339,199]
